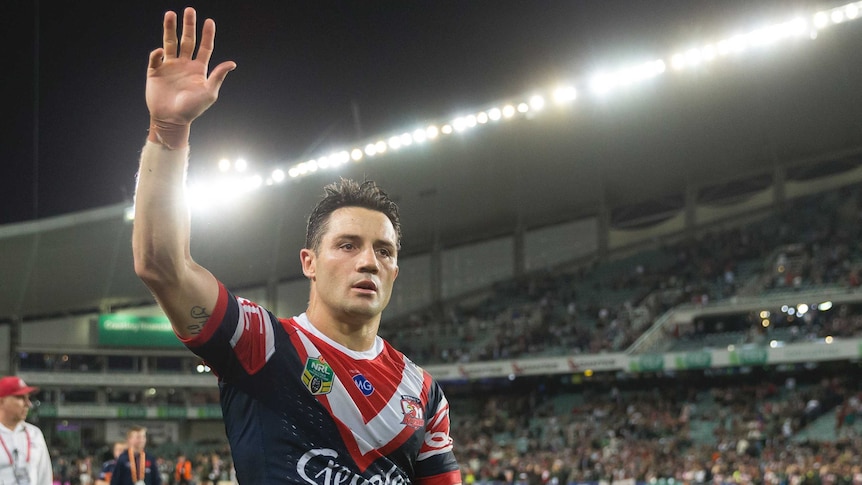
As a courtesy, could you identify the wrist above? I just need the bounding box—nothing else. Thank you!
[148,118,191,150]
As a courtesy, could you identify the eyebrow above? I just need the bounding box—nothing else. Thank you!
[335,234,397,251]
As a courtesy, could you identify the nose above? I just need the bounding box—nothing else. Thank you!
[356,246,379,273]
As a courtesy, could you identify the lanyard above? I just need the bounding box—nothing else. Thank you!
[0,428,30,466]
[128,449,146,483]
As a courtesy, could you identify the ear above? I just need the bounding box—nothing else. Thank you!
[300,248,316,279]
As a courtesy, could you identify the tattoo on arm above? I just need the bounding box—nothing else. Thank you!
[187,306,211,335]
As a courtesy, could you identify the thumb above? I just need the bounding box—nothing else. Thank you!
[208,61,237,93]
[148,48,166,70]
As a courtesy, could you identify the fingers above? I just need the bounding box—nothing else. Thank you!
[197,18,216,67]
[148,48,165,70]
[207,61,237,94]
[179,7,197,59]
[162,11,178,58]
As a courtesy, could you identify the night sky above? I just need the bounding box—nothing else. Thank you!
[2,0,809,225]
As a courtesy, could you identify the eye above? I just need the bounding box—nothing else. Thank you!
[339,242,355,250]
[376,248,392,258]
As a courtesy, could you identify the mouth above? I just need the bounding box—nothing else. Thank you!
[352,280,378,294]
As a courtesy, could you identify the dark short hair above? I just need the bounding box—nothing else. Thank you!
[305,179,401,251]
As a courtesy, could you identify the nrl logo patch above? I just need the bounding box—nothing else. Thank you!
[301,356,334,395]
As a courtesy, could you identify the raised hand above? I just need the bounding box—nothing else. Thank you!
[146,7,236,148]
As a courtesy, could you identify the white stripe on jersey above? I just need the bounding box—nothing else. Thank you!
[230,296,276,363]
[294,329,426,455]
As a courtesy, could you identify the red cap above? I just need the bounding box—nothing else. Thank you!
[0,377,39,398]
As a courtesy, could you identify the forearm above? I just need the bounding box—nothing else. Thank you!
[132,139,192,286]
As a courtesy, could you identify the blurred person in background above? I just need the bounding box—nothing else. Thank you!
[0,376,53,485]
[110,426,160,485]
[95,442,127,485]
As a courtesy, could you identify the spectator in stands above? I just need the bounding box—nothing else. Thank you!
[132,7,460,485]
[0,376,53,485]
[172,452,192,485]
[110,425,160,485]
[96,441,127,485]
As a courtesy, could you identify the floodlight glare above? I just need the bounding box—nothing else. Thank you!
[235,158,248,172]
[832,9,846,23]
[271,169,285,183]
[529,95,545,111]
[502,105,516,118]
[412,129,427,143]
[317,156,330,169]
[847,4,859,19]
[553,86,577,104]
[364,143,377,156]
[426,125,440,139]
[517,102,529,113]
[306,160,319,172]
[441,124,453,134]
[399,133,413,146]
[814,11,830,28]
[351,148,363,161]
[477,112,489,124]
[453,117,467,132]
[288,167,300,178]
[488,107,503,120]
[218,158,231,172]
[375,141,387,153]
[670,53,686,70]
[388,135,402,149]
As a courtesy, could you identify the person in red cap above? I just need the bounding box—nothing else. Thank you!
[0,376,53,485]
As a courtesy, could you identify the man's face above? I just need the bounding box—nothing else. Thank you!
[0,394,32,425]
[302,206,399,322]
[127,431,147,452]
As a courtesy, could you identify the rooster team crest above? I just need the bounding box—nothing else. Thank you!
[400,395,424,429]
[301,356,334,395]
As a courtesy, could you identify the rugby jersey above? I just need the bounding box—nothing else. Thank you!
[182,282,461,485]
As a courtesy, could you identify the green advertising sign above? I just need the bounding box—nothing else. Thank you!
[729,347,768,366]
[676,351,712,369]
[98,314,184,348]
[629,354,665,372]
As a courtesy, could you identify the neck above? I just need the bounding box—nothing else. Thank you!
[305,305,379,351]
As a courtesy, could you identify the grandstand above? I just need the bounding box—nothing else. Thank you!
[4,1,862,483]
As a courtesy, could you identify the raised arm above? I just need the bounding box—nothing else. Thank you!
[133,7,236,338]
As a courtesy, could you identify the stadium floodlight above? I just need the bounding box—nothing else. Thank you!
[477,112,489,124]
[375,140,387,153]
[453,117,468,132]
[317,156,331,169]
[288,167,300,178]
[412,128,427,143]
[847,4,859,19]
[124,205,136,221]
[825,335,834,344]
[426,125,440,139]
[488,107,503,120]
[517,102,529,113]
[529,95,545,111]
[235,158,248,172]
[553,85,577,104]
[218,158,231,172]
[814,11,830,28]
[832,9,846,23]
[388,135,402,150]
[466,114,478,127]
[364,143,378,156]
[351,148,363,161]
[441,124,453,134]
[399,133,413,147]
[818,301,833,311]
[271,169,285,183]
[502,105,516,118]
